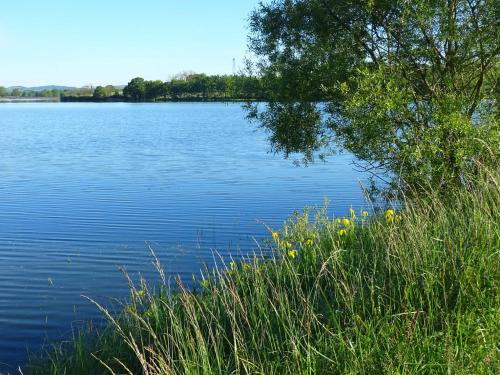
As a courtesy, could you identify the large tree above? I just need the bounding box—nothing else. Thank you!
[93,86,106,99]
[123,77,146,101]
[248,0,499,193]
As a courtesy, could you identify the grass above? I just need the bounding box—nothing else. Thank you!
[28,176,499,374]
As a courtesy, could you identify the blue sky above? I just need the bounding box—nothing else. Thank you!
[0,1,262,87]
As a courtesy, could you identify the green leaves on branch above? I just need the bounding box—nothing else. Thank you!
[248,0,499,194]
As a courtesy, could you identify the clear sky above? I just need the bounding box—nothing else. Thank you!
[0,1,262,87]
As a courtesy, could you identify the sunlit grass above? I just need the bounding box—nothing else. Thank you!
[29,175,499,374]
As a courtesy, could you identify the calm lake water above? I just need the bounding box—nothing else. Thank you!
[0,103,367,370]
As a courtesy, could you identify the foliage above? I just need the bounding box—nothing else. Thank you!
[122,73,266,102]
[0,86,103,99]
[92,86,107,99]
[247,0,499,194]
[123,77,147,101]
[28,173,499,374]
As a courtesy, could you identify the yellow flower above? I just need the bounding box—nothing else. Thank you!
[304,239,313,246]
[285,241,292,249]
[242,263,251,271]
[201,279,209,288]
[335,218,342,224]
[230,261,236,270]
[338,229,347,236]
[271,231,279,241]
[385,209,395,223]
[287,249,298,259]
[137,290,145,298]
[362,211,369,218]
[349,208,356,219]
[342,218,350,226]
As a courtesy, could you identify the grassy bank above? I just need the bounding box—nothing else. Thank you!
[30,177,499,374]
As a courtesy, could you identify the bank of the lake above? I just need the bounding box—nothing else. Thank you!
[60,95,262,103]
[29,175,499,374]
[0,97,59,103]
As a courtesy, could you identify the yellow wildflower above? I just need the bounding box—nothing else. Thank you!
[242,263,251,271]
[201,279,209,288]
[342,218,350,226]
[287,249,298,259]
[304,239,313,246]
[385,209,395,223]
[338,229,347,236]
[362,211,369,218]
[285,241,292,249]
[230,261,236,270]
[335,218,342,224]
[349,208,356,219]
[271,231,279,241]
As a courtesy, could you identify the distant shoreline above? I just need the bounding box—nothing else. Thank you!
[0,97,60,103]
[0,96,262,104]
[60,96,260,103]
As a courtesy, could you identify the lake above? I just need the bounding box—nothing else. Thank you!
[0,103,367,370]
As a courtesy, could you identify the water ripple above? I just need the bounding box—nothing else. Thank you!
[0,102,368,369]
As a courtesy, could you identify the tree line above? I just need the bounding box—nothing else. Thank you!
[0,87,68,98]
[0,86,99,98]
[122,73,265,101]
[2,74,267,102]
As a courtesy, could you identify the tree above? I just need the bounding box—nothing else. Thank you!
[123,77,146,101]
[0,86,7,97]
[145,80,164,101]
[104,85,119,96]
[169,79,188,99]
[248,0,499,194]
[93,86,106,99]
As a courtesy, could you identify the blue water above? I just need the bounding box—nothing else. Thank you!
[0,103,367,370]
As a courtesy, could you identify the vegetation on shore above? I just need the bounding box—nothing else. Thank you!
[2,73,267,103]
[29,171,499,374]
[0,85,97,99]
[121,74,265,102]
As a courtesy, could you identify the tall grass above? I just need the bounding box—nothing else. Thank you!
[29,176,499,374]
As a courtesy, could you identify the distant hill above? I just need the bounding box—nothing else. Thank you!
[6,85,125,92]
[7,85,77,92]
[29,85,78,91]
